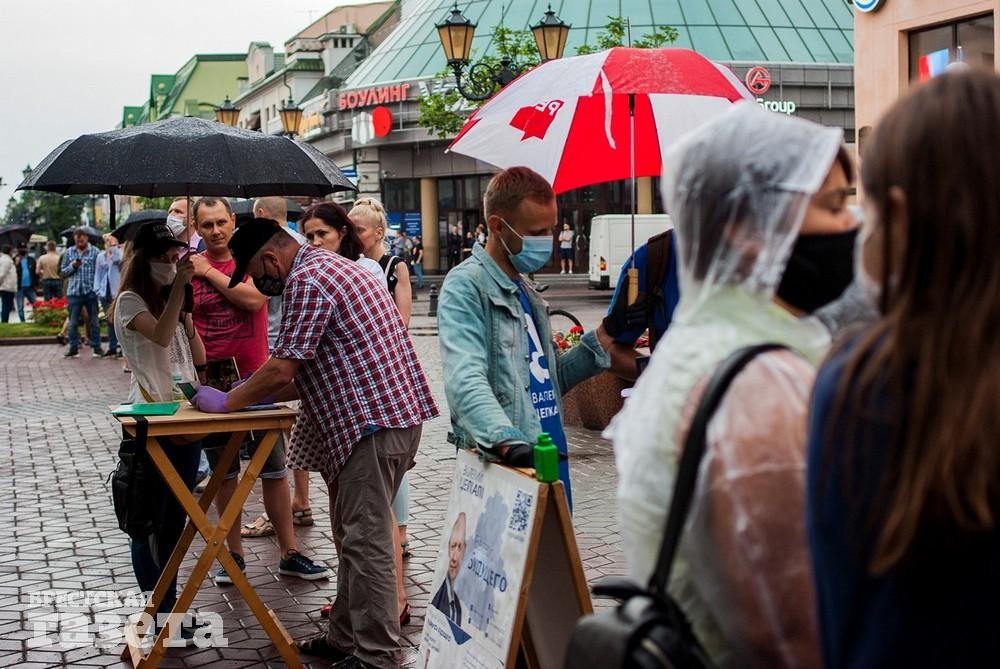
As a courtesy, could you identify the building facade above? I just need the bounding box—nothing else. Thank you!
[853,0,996,140]
[307,0,858,272]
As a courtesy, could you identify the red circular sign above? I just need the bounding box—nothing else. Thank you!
[745,66,772,95]
[372,106,393,138]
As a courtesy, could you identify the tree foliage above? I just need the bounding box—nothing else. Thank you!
[417,17,677,139]
[3,173,89,242]
[575,17,678,54]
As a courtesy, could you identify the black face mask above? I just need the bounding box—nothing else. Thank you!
[253,273,285,297]
[776,228,858,314]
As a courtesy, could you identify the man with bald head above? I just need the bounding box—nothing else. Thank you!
[430,512,467,624]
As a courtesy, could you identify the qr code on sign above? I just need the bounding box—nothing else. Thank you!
[509,490,533,533]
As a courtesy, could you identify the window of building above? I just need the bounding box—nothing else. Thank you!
[909,14,994,81]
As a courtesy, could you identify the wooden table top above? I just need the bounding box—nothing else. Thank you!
[111,402,298,437]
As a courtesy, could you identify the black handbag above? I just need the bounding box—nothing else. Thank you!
[565,344,786,669]
[110,416,157,539]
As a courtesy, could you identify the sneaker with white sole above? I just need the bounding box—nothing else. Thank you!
[214,551,245,586]
[278,551,332,580]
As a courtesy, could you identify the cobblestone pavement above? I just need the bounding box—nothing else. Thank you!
[0,307,624,668]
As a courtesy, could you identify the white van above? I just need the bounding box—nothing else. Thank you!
[588,214,673,289]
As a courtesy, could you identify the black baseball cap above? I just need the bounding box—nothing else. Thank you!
[133,221,187,254]
[227,218,283,288]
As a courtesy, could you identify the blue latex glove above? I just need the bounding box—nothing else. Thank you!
[192,385,231,413]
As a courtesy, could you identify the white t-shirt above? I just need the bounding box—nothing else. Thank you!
[114,290,198,403]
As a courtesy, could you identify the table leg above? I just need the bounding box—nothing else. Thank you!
[121,432,245,663]
[121,429,302,669]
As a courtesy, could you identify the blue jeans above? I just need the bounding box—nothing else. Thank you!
[411,262,424,289]
[100,291,118,353]
[0,291,13,322]
[67,293,100,351]
[42,279,62,300]
[130,439,202,615]
[16,287,36,322]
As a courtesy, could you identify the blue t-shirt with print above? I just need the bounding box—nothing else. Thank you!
[517,284,572,510]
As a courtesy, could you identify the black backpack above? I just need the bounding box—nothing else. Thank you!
[378,254,405,295]
[110,416,157,539]
[643,230,673,352]
[565,344,786,669]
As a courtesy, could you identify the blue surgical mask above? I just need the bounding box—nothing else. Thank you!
[500,218,553,274]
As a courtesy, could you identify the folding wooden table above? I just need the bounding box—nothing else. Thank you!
[113,403,302,668]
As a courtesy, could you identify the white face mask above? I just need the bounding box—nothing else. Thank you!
[165,215,186,238]
[150,261,177,287]
[854,216,886,309]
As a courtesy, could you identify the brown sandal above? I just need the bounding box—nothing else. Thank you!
[292,507,314,526]
[241,513,274,538]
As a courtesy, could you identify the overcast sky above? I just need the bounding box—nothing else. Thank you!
[0,0,375,209]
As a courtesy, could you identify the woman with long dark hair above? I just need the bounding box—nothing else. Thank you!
[111,221,206,639]
[807,69,1000,668]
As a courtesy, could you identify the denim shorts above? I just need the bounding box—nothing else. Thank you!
[203,431,286,481]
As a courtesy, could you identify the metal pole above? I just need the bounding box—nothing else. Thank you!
[627,92,638,306]
[109,194,116,231]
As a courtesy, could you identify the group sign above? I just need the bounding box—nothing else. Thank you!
[419,449,591,669]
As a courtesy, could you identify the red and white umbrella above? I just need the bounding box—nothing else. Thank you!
[447,47,754,194]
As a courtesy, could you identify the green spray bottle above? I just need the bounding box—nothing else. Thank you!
[533,432,559,483]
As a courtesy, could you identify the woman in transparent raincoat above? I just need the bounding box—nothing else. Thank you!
[606,102,858,668]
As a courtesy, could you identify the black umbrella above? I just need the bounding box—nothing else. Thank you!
[61,226,104,245]
[0,224,31,248]
[17,117,356,229]
[231,198,305,225]
[111,209,167,243]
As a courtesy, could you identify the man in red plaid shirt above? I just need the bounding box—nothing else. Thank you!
[194,217,438,669]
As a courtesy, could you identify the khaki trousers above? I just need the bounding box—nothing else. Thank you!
[327,425,421,669]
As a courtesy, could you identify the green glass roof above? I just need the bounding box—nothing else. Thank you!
[343,0,853,88]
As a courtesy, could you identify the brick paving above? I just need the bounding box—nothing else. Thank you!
[0,305,624,668]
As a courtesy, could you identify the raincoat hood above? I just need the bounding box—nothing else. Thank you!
[607,104,846,651]
[663,101,845,319]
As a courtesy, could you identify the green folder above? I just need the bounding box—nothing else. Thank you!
[112,402,181,416]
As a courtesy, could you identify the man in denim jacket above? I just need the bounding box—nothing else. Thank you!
[438,167,615,502]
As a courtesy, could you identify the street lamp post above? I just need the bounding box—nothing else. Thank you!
[215,96,241,127]
[278,96,303,137]
[436,3,570,102]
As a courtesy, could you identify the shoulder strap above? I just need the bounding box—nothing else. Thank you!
[644,230,673,351]
[648,343,787,599]
[378,254,391,271]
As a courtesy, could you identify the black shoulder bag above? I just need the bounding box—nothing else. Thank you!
[110,416,157,540]
[565,344,786,669]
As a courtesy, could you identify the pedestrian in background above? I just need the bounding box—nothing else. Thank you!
[808,69,1000,669]
[14,244,37,322]
[446,224,462,269]
[36,241,63,300]
[59,228,102,358]
[350,197,412,327]
[608,103,858,667]
[410,235,425,290]
[558,222,574,274]
[94,234,122,358]
[0,244,17,322]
